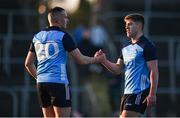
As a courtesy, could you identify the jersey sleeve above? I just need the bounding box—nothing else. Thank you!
[119,54,123,60]
[62,33,77,52]
[144,42,157,61]
[29,42,35,53]
[119,48,123,60]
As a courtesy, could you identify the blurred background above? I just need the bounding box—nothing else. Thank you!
[0,0,180,117]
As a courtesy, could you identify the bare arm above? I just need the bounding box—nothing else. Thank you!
[145,60,159,107]
[24,51,37,79]
[69,48,99,65]
[101,57,124,75]
[147,60,159,96]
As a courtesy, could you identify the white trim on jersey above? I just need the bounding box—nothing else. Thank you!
[60,64,67,81]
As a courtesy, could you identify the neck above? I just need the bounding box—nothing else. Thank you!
[131,32,143,43]
[49,23,62,28]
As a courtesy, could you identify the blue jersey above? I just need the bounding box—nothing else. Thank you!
[29,26,77,84]
[120,35,157,94]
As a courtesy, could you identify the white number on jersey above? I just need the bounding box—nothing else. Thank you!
[34,41,59,61]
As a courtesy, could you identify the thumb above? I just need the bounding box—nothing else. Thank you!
[99,49,103,53]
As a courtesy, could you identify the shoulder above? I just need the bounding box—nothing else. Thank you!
[33,27,49,38]
[63,31,73,39]
[139,35,156,49]
[141,36,157,60]
[32,31,43,42]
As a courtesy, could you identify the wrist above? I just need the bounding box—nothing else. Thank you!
[92,57,97,64]
[101,59,106,65]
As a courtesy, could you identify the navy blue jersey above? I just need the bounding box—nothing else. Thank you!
[29,26,77,84]
[120,35,157,94]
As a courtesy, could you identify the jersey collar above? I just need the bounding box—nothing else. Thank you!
[130,35,144,45]
[43,26,64,32]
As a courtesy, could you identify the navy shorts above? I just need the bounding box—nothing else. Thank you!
[37,83,71,108]
[120,88,150,114]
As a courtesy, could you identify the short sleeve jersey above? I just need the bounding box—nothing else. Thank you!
[29,26,77,84]
[120,35,157,94]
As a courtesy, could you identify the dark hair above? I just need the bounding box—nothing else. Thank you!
[124,13,144,26]
[48,7,65,15]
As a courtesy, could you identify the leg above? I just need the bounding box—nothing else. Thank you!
[42,105,55,118]
[120,110,141,118]
[53,106,71,117]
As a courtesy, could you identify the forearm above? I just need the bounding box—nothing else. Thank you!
[79,55,97,65]
[102,60,121,75]
[149,69,159,95]
[70,49,98,65]
[25,64,37,79]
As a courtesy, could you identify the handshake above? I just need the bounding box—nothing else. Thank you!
[94,49,106,64]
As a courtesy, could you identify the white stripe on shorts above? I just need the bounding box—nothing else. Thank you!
[65,84,70,100]
[135,92,142,105]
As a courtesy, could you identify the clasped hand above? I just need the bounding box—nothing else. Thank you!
[94,49,106,63]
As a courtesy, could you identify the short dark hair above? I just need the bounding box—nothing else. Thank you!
[124,13,144,25]
[48,7,65,15]
[48,7,65,22]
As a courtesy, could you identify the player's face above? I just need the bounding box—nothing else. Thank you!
[125,19,139,38]
[59,11,69,29]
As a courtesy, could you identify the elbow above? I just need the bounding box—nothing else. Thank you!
[24,61,28,68]
[24,62,29,70]
[24,61,31,69]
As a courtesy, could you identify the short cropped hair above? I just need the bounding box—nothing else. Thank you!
[48,7,65,15]
[124,13,145,29]
[48,7,65,22]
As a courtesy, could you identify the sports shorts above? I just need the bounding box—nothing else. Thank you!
[120,87,150,114]
[37,82,71,108]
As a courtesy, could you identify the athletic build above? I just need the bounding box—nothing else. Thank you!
[25,7,101,117]
[95,13,159,117]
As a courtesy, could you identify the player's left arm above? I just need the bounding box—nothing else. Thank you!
[143,40,159,107]
[146,59,159,107]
